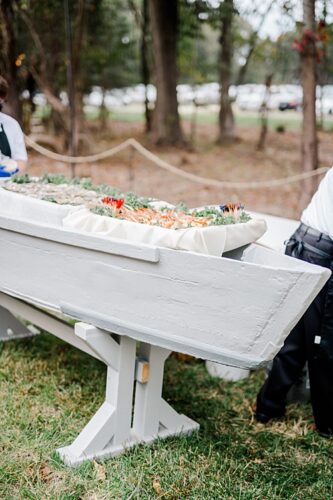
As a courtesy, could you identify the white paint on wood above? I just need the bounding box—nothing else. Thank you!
[251,212,299,252]
[57,324,198,467]
[0,305,35,341]
[0,216,330,368]
[0,215,160,263]
[205,213,300,380]
[0,292,102,361]
[0,197,330,464]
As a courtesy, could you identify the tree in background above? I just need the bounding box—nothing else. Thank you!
[128,0,152,133]
[0,0,22,120]
[148,0,183,145]
[245,32,299,84]
[16,0,69,139]
[11,0,140,147]
[86,0,140,128]
[236,0,275,86]
[295,0,318,207]
[2,0,333,157]
[256,73,273,150]
[317,2,329,130]
[217,0,235,144]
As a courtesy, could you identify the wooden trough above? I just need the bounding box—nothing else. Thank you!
[0,187,330,465]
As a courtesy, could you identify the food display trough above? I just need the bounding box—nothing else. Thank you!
[0,186,330,465]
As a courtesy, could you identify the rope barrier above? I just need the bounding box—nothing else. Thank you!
[24,135,134,163]
[24,134,330,190]
[129,139,330,189]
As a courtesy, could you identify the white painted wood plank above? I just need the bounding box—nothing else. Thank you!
[0,292,102,361]
[0,217,330,368]
[133,344,169,437]
[0,305,34,341]
[0,215,160,263]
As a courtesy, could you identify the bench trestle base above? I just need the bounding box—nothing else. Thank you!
[55,323,199,467]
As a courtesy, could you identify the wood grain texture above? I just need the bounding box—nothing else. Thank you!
[0,217,329,368]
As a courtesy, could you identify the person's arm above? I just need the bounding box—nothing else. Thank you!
[16,159,27,172]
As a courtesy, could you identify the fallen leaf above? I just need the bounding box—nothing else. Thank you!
[153,477,162,495]
[40,465,53,482]
[93,460,106,481]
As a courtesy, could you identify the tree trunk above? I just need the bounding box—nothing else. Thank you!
[300,0,318,209]
[318,1,328,130]
[217,0,235,144]
[257,74,273,151]
[72,0,87,152]
[148,0,183,145]
[99,87,108,130]
[128,0,152,133]
[0,0,22,121]
[142,0,151,133]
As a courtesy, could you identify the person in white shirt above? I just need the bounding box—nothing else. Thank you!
[0,76,27,172]
[256,167,333,438]
[302,167,333,240]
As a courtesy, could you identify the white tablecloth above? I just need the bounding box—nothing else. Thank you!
[0,186,267,256]
[63,207,267,256]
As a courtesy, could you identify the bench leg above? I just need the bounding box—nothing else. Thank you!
[57,326,137,466]
[0,305,36,341]
[57,323,199,467]
[133,343,199,442]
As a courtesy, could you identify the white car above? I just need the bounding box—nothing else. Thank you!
[316,86,333,115]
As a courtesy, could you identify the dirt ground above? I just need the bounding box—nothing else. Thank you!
[26,121,333,219]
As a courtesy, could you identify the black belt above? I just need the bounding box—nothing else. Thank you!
[286,224,333,260]
[299,223,332,244]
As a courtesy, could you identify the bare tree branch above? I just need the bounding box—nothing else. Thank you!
[236,0,275,85]
[128,0,142,28]
[15,3,66,114]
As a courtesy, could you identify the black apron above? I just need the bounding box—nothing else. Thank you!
[0,123,12,158]
[319,262,333,361]
[286,228,333,362]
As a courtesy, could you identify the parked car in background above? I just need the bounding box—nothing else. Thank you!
[316,85,333,115]
[236,85,265,111]
[177,84,195,104]
[192,83,220,105]
[278,98,302,111]
[35,83,333,117]
[236,84,303,112]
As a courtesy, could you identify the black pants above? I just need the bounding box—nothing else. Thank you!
[257,224,333,434]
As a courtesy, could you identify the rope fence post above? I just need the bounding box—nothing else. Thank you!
[127,144,136,191]
[70,162,76,180]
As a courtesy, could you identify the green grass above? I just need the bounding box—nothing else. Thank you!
[40,103,333,132]
[89,107,333,132]
[1,332,333,499]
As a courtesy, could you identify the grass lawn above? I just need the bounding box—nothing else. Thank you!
[1,331,332,499]
[94,106,333,132]
[37,101,333,132]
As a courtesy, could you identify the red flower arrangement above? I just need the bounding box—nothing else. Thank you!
[102,197,125,209]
